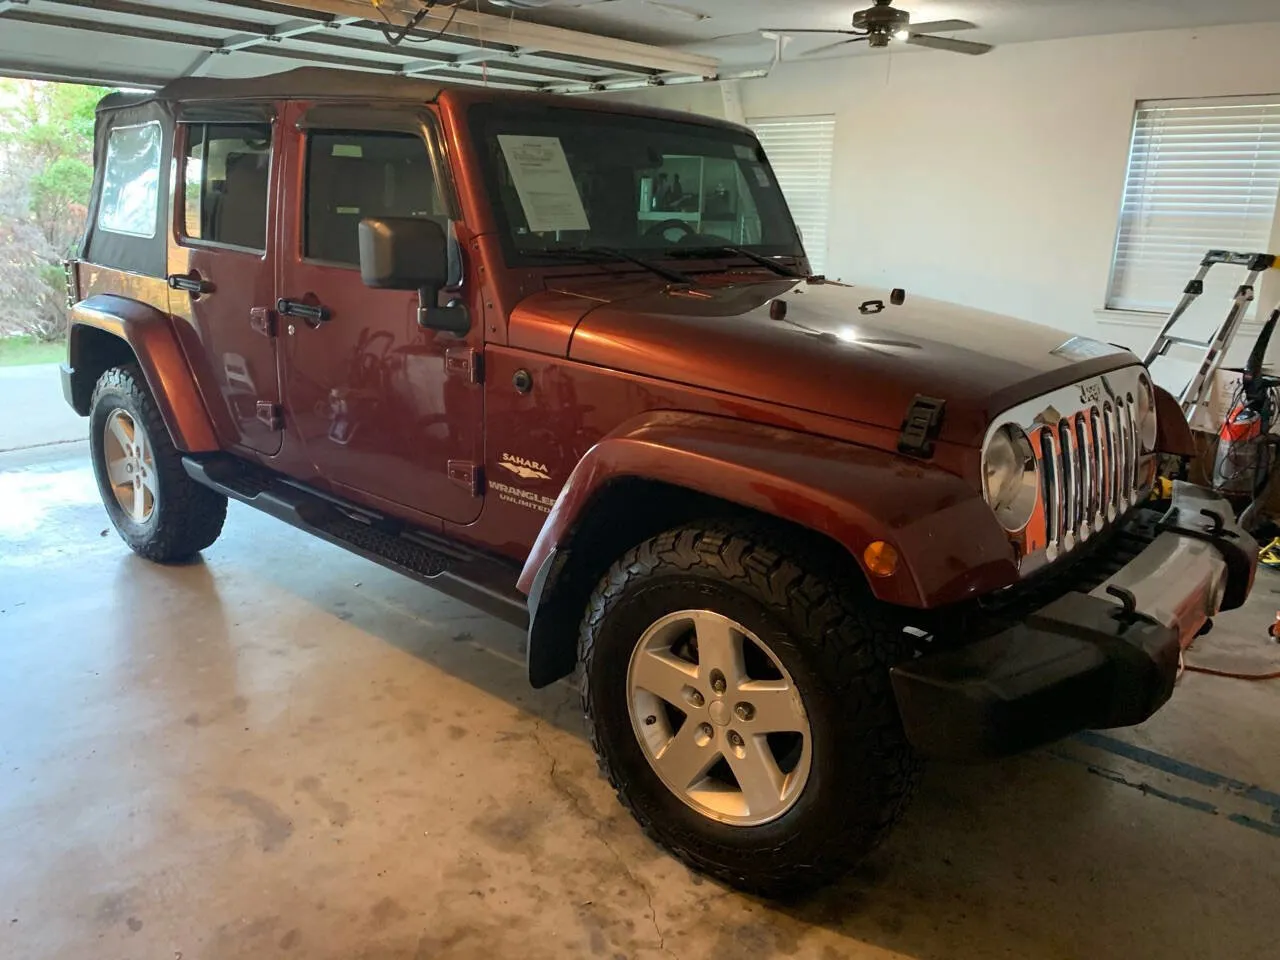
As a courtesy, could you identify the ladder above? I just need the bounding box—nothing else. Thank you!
[1142,249,1279,424]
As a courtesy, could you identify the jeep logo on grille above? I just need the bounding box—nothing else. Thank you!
[1078,382,1101,405]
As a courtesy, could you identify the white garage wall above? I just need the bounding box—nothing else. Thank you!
[605,21,1280,357]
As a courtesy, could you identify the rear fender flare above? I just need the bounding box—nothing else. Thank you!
[69,295,218,452]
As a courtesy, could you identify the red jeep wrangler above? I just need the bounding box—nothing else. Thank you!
[62,68,1255,894]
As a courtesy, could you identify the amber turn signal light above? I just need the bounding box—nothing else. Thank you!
[863,541,899,578]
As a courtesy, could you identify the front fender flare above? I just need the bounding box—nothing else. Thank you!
[520,412,1016,611]
[70,295,218,452]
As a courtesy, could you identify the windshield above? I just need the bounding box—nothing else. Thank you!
[469,104,806,267]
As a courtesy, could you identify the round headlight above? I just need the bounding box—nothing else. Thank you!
[1136,374,1158,453]
[983,424,1039,532]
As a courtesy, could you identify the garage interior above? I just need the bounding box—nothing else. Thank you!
[2,2,1280,958]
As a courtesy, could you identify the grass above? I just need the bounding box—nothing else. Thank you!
[0,335,65,368]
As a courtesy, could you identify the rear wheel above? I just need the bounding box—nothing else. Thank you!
[89,364,226,561]
[580,524,920,896]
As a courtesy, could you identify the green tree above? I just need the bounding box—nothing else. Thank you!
[0,79,109,340]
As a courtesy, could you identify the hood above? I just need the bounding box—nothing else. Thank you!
[555,276,1135,447]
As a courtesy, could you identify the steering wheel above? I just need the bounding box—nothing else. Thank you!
[643,218,697,243]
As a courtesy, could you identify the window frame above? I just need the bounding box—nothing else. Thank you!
[1104,94,1280,318]
[176,120,275,256]
[96,120,164,240]
[297,109,458,272]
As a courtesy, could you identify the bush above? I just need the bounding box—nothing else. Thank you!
[0,79,105,343]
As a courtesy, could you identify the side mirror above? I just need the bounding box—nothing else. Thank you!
[357,217,469,335]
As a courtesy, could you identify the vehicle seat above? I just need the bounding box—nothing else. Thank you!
[215,152,269,249]
[307,156,379,265]
[308,150,457,280]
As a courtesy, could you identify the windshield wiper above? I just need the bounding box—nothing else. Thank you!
[523,245,695,285]
[666,244,806,279]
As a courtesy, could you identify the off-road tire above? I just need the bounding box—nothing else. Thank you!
[579,523,920,896]
[89,364,227,561]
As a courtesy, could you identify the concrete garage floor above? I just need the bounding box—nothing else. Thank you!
[1,441,1279,960]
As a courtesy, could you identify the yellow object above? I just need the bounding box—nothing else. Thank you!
[1260,538,1280,568]
[1150,476,1174,501]
[863,541,899,578]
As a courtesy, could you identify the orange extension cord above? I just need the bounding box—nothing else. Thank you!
[1184,664,1280,681]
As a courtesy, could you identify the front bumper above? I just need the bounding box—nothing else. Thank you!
[890,482,1257,761]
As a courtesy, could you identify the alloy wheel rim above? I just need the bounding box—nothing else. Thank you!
[103,409,157,523]
[626,609,812,826]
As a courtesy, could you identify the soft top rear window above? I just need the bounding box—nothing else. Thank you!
[97,121,163,239]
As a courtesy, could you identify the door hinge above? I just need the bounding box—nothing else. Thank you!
[256,401,283,431]
[249,306,276,338]
[447,460,484,497]
[445,346,483,384]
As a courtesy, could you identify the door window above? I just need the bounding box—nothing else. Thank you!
[304,130,447,267]
[181,123,272,250]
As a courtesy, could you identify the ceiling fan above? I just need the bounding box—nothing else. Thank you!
[768,0,993,57]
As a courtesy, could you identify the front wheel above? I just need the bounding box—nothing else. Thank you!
[580,524,920,895]
[89,364,227,562]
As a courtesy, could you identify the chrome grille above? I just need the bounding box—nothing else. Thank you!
[1036,392,1141,561]
[984,365,1152,574]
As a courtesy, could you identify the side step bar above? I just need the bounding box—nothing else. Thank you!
[183,454,528,629]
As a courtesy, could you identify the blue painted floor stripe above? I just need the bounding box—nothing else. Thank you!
[1073,730,1280,814]
[1228,814,1280,838]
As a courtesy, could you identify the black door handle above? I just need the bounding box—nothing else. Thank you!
[167,272,214,295]
[277,298,331,324]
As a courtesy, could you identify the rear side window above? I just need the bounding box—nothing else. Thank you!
[97,122,162,238]
[182,123,272,250]
[305,130,444,266]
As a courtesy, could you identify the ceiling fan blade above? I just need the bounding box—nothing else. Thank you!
[802,36,870,57]
[906,34,994,55]
[907,20,977,34]
[760,28,864,36]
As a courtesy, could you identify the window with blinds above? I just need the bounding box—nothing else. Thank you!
[1108,96,1280,314]
[749,116,836,275]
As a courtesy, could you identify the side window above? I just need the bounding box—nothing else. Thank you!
[182,123,272,250]
[305,130,445,267]
[98,122,163,238]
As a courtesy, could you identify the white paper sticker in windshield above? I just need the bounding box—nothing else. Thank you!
[497,135,590,233]
[750,164,771,187]
[734,144,756,160]
[1051,336,1125,362]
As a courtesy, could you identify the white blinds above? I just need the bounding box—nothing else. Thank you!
[1108,96,1280,314]
[749,115,836,275]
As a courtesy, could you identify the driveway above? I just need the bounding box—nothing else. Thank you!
[0,363,86,453]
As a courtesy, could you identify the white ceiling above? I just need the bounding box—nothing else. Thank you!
[2,0,1279,90]
[490,0,1280,65]
[0,0,717,91]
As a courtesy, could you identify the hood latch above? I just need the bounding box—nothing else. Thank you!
[898,395,946,458]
